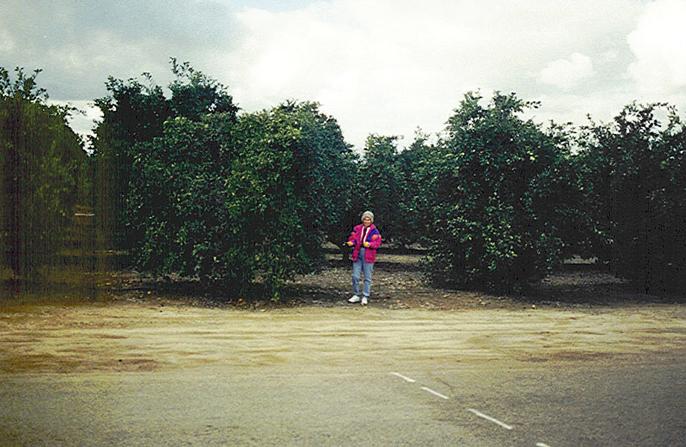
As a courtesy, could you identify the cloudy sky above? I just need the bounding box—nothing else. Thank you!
[1,0,685,150]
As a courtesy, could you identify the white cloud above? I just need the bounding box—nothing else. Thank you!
[627,0,686,96]
[214,0,644,150]
[48,99,102,144]
[533,90,636,126]
[48,30,170,82]
[0,28,14,53]
[538,53,595,90]
[7,0,675,149]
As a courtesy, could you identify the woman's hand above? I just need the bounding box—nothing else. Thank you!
[346,241,354,246]
[363,242,370,248]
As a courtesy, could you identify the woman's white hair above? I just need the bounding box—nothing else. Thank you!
[361,211,374,222]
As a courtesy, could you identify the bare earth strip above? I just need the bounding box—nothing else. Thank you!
[1,303,684,374]
[1,301,685,446]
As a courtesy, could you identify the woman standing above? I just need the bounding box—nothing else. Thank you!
[346,211,382,305]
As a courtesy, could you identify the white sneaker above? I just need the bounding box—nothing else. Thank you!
[361,296,368,306]
[348,295,361,303]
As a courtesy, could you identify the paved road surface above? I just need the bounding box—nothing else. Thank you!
[1,360,685,446]
[1,303,685,446]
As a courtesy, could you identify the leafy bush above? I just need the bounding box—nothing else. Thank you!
[91,74,169,251]
[273,102,357,249]
[578,103,686,292]
[351,131,438,247]
[356,135,405,242]
[424,92,583,292]
[394,131,437,246]
[0,67,87,278]
[92,59,238,251]
[128,99,354,298]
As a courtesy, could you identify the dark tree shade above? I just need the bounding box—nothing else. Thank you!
[578,102,686,292]
[91,59,238,252]
[424,91,583,292]
[128,101,355,298]
[1,67,87,279]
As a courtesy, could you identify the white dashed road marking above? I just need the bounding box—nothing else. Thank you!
[389,372,543,441]
[467,408,513,430]
[536,443,551,447]
[421,386,449,400]
[390,372,416,383]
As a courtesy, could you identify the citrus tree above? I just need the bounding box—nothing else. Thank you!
[91,59,238,251]
[578,103,686,292]
[0,67,87,279]
[425,92,583,292]
[128,99,354,298]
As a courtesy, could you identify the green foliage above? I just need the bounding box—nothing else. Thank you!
[91,74,169,250]
[0,67,47,102]
[578,103,686,292]
[273,101,357,248]
[169,58,239,121]
[424,92,583,292]
[357,135,405,241]
[92,58,238,251]
[0,67,87,278]
[129,114,242,284]
[394,130,437,246]
[7,57,686,300]
[351,130,438,247]
[127,97,354,298]
[95,62,356,297]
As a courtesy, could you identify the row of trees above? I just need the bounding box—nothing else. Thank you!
[578,103,686,293]
[91,61,357,297]
[357,95,686,293]
[2,61,685,296]
[358,94,686,293]
[1,67,89,278]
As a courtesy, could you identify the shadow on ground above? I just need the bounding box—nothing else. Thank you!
[2,248,682,309]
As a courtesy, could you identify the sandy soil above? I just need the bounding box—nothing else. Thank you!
[96,251,682,311]
[1,300,685,375]
[1,251,684,375]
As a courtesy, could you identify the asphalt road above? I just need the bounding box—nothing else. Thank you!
[1,304,685,446]
[1,358,685,446]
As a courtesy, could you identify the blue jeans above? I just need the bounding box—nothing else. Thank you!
[352,248,374,297]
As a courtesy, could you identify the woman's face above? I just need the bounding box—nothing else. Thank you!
[362,216,372,227]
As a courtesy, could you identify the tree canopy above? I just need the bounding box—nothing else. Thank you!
[424,91,583,292]
[0,67,88,278]
[5,60,686,298]
[578,102,686,292]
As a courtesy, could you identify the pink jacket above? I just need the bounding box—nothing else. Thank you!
[347,224,382,263]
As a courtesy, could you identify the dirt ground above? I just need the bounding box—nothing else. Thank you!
[1,251,685,375]
[2,251,685,447]
[1,298,685,375]
[91,251,683,311]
